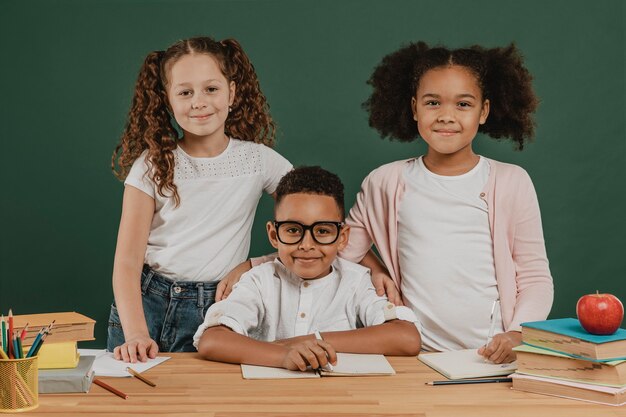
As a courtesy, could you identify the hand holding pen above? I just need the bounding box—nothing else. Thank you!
[280,333,337,372]
[477,301,520,363]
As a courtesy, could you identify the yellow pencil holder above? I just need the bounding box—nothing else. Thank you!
[0,356,39,413]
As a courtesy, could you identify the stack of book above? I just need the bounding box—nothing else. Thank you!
[512,318,626,406]
[13,312,97,393]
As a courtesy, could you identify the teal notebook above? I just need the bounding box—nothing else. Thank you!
[521,318,626,361]
[521,318,626,343]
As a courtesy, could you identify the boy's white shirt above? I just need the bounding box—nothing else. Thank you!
[192,257,420,347]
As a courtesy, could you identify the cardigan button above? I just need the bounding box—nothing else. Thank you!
[480,192,486,198]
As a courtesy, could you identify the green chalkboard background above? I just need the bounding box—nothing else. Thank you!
[1,0,624,347]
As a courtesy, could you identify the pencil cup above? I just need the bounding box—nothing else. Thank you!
[0,356,39,413]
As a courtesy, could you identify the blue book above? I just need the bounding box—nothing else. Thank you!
[521,318,626,361]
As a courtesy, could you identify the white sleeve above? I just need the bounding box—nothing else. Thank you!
[260,145,292,194]
[354,271,422,332]
[124,153,155,198]
[192,272,265,348]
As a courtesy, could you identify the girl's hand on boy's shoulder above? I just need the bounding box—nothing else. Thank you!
[216,260,252,301]
[371,272,403,306]
[281,339,337,372]
[477,331,522,364]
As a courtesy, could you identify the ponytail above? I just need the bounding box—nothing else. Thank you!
[111,50,180,205]
[363,42,426,141]
[220,39,276,147]
[480,44,537,149]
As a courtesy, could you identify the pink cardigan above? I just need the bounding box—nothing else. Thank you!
[340,158,554,331]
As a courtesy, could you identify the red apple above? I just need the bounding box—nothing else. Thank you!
[576,291,624,335]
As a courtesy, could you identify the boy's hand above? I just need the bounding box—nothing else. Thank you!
[113,335,159,363]
[216,260,252,301]
[272,335,308,347]
[282,339,337,371]
[371,272,403,306]
[477,331,522,364]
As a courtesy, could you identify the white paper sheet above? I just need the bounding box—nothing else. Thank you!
[78,350,170,377]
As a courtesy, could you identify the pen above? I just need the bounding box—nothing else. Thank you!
[314,331,334,372]
[485,300,499,348]
[93,379,128,399]
[126,367,157,387]
[426,377,512,386]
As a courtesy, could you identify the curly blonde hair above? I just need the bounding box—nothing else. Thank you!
[111,37,276,205]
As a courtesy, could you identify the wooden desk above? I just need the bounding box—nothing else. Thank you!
[20,353,626,416]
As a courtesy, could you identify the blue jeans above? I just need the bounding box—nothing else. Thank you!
[107,265,217,353]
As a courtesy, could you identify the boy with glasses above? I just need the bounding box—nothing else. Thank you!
[193,166,421,371]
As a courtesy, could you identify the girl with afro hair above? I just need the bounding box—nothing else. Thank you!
[341,42,553,364]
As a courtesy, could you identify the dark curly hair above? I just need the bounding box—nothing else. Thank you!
[275,166,345,219]
[364,42,538,149]
[111,36,277,205]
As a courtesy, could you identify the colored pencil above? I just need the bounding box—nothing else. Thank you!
[1,315,6,356]
[15,333,23,359]
[20,323,29,341]
[26,329,44,358]
[32,328,50,357]
[0,345,8,360]
[13,333,20,359]
[126,367,157,387]
[93,379,128,399]
[8,310,14,359]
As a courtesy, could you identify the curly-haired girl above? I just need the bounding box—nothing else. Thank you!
[341,42,553,363]
[109,36,292,362]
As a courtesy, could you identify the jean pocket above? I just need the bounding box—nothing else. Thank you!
[108,302,123,328]
[199,289,217,320]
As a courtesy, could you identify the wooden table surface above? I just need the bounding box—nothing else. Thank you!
[15,353,626,417]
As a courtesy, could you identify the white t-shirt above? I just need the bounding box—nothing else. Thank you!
[192,258,420,347]
[125,138,292,282]
[398,156,503,351]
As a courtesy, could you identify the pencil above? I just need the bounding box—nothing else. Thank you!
[8,310,14,359]
[426,377,513,386]
[13,333,20,359]
[31,328,51,357]
[26,329,44,358]
[15,332,23,359]
[93,379,128,399]
[126,367,157,387]
[20,323,29,341]
[1,315,6,356]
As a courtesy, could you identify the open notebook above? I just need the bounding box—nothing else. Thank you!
[241,353,395,379]
[418,349,517,379]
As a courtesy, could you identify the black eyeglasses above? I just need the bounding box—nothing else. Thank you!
[273,221,344,245]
